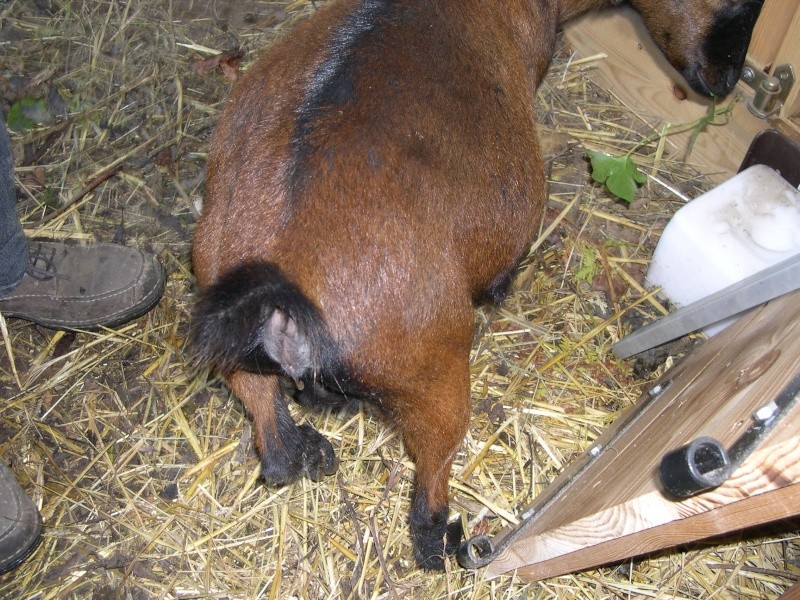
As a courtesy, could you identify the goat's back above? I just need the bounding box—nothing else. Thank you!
[194,0,552,384]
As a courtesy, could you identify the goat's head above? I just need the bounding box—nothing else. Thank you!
[630,0,764,97]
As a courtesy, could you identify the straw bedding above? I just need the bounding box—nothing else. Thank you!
[1,1,798,597]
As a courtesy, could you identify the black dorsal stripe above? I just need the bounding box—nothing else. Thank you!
[289,0,393,195]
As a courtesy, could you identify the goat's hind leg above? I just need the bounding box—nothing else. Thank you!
[229,371,338,484]
[391,355,472,570]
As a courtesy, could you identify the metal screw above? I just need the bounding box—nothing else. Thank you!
[741,66,755,83]
[589,444,602,457]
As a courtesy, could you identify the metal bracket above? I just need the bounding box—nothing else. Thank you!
[659,373,800,498]
[741,60,795,119]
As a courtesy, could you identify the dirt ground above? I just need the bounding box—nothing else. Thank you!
[1,0,798,598]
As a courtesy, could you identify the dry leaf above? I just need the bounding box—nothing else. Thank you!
[192,48,243,81]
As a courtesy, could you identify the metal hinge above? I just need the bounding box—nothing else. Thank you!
[740,60,795,119]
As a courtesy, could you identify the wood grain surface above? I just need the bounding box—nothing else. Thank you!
[748,1,800,68]
[485,289,800,580]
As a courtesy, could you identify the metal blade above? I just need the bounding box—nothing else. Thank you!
[612,253,800,359]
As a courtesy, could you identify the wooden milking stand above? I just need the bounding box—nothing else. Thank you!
[459,289,800,580]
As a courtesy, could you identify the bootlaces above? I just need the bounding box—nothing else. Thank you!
[27,242,69,282]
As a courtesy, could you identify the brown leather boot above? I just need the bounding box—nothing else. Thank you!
[0,239,165,330]
[0,462,42,575]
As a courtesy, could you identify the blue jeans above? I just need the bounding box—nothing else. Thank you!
[0,119,29,297]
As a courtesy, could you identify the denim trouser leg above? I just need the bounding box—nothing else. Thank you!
[0,119,29,298]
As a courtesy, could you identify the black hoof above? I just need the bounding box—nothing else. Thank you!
[445,519,463,556]
[299,424,339,481]
[410,496,450,570]
[261,457,303,487]
[260,424,338,486]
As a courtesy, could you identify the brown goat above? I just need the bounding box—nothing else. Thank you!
[191,0,763,570]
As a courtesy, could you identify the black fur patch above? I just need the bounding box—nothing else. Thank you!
[409,489,450,570]
[260,389,339,486]
[189,262,340,378]
[289,0,393,194]
[475,244,530,307]
[701,0,764,95]
[475,269,516,307]
[293,378,363,413]
[444,519,464,557]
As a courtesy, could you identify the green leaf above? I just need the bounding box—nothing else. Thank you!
[6,97,49,132]
[587,150,617,183]
[587,151,646,204]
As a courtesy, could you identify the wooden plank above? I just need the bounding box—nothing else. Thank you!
[747,0,800,68]
[482,288,800,580]
[563,8,766,181]
[772,5,800,118]
[514,482,800,582]
[781,580,800,600]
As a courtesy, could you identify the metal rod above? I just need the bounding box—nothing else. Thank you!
[613,253,800,359]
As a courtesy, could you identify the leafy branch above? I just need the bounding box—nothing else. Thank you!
[587,98,737,204]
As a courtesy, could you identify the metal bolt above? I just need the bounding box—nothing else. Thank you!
[741,66,756,83]
[753,401,779,423]
[589,444,602,457]
[760,76,781,94]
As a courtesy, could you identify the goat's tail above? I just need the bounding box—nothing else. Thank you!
[189,262,337,379]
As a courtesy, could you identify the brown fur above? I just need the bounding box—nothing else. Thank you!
[191,0,763,570]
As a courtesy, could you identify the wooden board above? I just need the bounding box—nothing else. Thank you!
[781,580,800,600]
[748,0,800,69]
[773,6,800,117]
[563,6,799,182]
[480,288,800,580]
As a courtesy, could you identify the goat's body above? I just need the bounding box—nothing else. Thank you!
[194,2,557,567]
[196,0,556,307]
[192,0,764,570]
